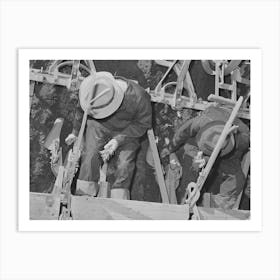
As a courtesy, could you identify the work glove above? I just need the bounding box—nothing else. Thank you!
[100,139,118,161]
[192,151,207,171]
[169,153,181,170]
[65,133,77,145]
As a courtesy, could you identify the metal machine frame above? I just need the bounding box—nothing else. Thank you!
[29,60,250,220]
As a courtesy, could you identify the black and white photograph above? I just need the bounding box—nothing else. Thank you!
[2,1,280,279]
[28,59,251,221]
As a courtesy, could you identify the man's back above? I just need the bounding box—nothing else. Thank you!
[98,78,151,133]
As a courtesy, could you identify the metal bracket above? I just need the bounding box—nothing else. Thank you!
[30,60,96,91]
[151,60,250,119]
[154,60,197,108]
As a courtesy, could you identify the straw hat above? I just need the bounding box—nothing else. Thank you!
[79,72,124,119]
[196,121,235,157]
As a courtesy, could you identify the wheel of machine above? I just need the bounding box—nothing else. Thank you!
[201,60,242,76]
[55,61,92,77]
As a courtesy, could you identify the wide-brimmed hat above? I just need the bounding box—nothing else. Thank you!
[196,120,235,157]
[79,72,124,119]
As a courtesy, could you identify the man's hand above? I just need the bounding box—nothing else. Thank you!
[169,153,181,170]
[192,151,207,170]
[65,133,77,145]
[100,139,118,161]
[104,138,118,152]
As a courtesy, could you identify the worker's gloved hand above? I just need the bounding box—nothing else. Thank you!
[192,151,206,171]
[100,139,118,161]
[169,153,181,170]
[104,138,118,152]
[65,133,77,145]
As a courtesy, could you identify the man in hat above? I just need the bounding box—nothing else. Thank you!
[65,72,152,200]
[170,105,250,209]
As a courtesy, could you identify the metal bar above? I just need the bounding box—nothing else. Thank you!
[218,83,233,91]
[149,91,250,120]
[69,60,81,90]
[155,60,195,99]
[30,71,72,87]
[174,60,191,105]
[214,62,220,96]
[185,71,197,100]
[231,69,237,101]
[48,60,63,73]
[207,94,237,106]
[85,60,96,74]
[155,60,177,94]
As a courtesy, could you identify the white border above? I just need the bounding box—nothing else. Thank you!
[19,49,262,231]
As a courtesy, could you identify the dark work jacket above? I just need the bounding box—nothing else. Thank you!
[73,77,152,145]
[171,106,250,174]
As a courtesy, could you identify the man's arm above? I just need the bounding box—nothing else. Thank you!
[170,115,201,152]
[114,95,152,145]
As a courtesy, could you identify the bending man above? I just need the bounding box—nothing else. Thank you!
[170,105,250,209]
[66,71,152,200]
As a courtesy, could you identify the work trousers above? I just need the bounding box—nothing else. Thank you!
[78,119,139,191]
[176,144,245,209]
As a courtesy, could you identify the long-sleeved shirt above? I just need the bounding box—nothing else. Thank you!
[172,105,250,161]
[73,77,152,145]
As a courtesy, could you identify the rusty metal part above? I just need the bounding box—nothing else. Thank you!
[30,60,96,91]
[149,90,250,119]
[151,60,250,119]
[155,60,196,96]
[154,60,197,108]
[155,60,177,96]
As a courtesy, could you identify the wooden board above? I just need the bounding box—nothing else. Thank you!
[147,129,170,204]
[71,196,190,220]
[29,192,250,220]
[30,192,60,220]
[197,207,250,220]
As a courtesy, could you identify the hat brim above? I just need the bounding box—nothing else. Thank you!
[79,72,124,119]
[197,121,235,157]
